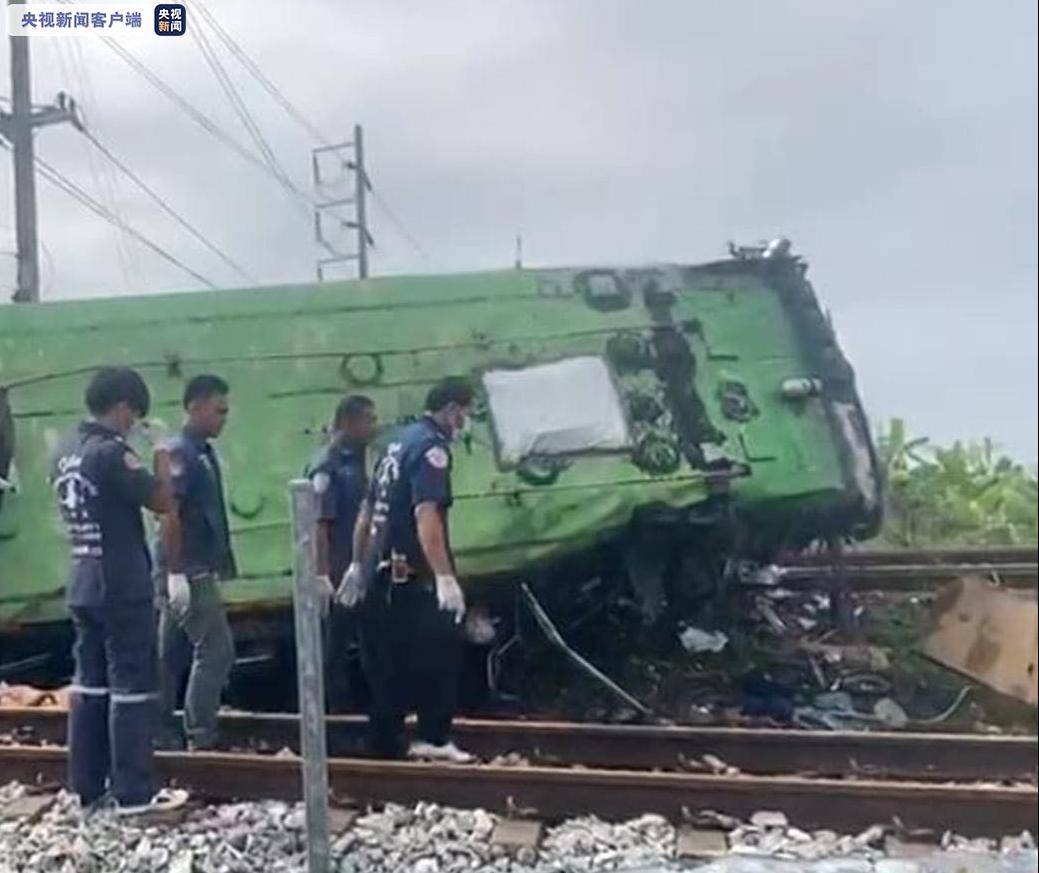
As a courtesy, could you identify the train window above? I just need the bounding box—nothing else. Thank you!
[483,356,631,465]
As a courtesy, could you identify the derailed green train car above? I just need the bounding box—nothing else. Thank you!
[0,242,880,647]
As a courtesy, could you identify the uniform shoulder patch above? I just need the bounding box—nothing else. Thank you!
[123,450,143,471]
[312,471,331,494]
[424,446,449,470]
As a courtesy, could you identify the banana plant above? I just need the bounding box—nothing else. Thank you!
[874,420,1037,546]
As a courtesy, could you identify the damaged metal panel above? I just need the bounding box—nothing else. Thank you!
[923,576,1039,707]
[0,246,881,631]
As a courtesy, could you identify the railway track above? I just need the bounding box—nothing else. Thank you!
[779,544,1039,590]
[0,743,1034,836]
[2,546,1036,838]
[1,710,1035,835]
[3,707,1036,783]
[794,545,1039,567]
[780,562,1038,590]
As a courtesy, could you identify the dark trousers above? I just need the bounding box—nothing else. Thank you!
[360,573,463,757]
[323,606,357,714]
[68,602,156,806]
[157,576,234,750]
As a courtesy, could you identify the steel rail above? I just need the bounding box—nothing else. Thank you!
[3,708,1035,783]
[0,744,1033,836]
[777,562,1037,590]
[790,545,1038,567]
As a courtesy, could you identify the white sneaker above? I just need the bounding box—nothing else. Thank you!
[407,740,476,764]
[116,787,189,817]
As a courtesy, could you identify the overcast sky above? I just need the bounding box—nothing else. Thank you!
[2,0,1036,461]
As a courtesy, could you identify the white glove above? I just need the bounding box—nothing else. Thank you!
[316,574,335,618]
[435,574,466,624]
[167,573,191,616]
[135,418,170,448]
[336,562,366,609]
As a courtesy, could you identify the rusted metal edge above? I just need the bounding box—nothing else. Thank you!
[0,745,1033,836]
[3,708,1036,782]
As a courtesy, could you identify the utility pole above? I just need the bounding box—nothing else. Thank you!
[352,124,369,279]
[0,12,80,303]
[312,124,373,282]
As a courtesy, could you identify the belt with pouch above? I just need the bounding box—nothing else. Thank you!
[377,550,420,584]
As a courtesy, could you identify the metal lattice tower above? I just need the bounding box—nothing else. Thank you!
[312,124,373,282]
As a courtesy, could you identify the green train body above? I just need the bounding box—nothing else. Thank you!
[0,244,880,637]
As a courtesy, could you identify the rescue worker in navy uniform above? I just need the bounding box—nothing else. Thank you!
[338,377,475,763]
[306,394,378,711]
[155,374,237,751]
[50,367,187,815]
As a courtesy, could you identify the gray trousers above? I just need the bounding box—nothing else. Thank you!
[157,576,234,750]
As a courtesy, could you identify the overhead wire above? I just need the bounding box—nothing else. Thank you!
[370,188,430,261]
[189,0,328,145]
[187,0,431,264]
[51,39,136,291]
[77,25,315,212]
[0,138,217,289]
[187,12,310,215]
[43,0,430,272]
[188,16,283,175]
[34,154,217,288]
[81,128,257,284]
[67,38,143,285]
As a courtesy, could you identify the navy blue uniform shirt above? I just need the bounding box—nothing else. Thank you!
[154,427,236,580]
[51,420,157,608]
[363,415,453,579]
[307,441,368,582]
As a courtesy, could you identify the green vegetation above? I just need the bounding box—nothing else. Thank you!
[876,418,1038,547]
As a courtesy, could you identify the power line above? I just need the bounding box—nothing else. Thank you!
[81,27,314,212]
[81,128,256,284]
[101,39,280,181]
[34,154,217,288]
[187,0,430,265]
[55,0,429,271]
[53,39,136,291]
[69,38,144,287]
[370,188,430,261]
[187,13,309,212]
[190,0,328,145]
[1,138,217,288]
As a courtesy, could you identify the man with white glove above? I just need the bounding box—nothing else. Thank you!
[336,560,366,609]
[343,377,475,764]
[154,375,237,752]
[51,367,183,815]
[434,573,465,623]
[166,571,191,616]
[305,396,378,709]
